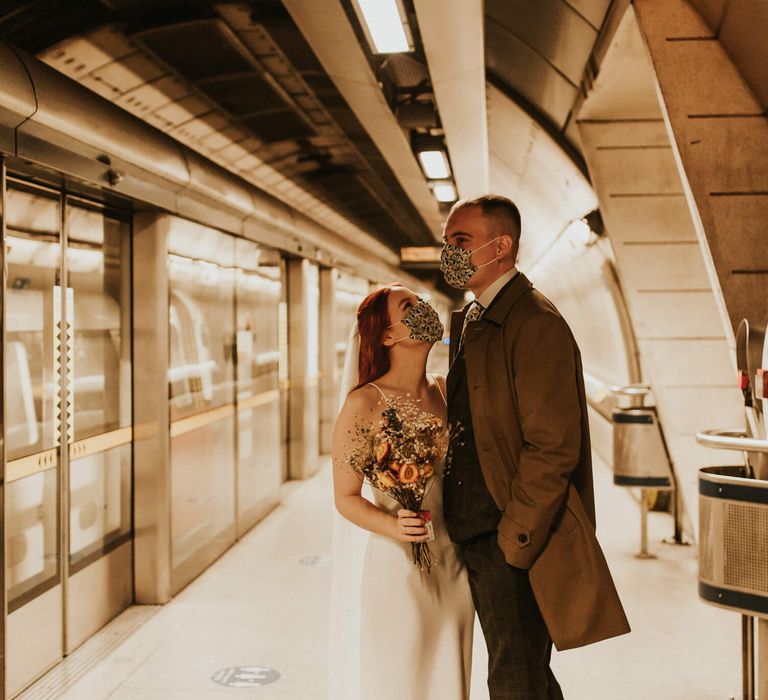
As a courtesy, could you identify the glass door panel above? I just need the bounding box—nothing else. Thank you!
[235,241,282,534]
[4,181,64,696]
[67,204,132,439]
[67,202,133,561]
[69,441,131,573]
[65,200,133,653]
[168,221,236,593]
[6,470,58,612]
[5,182,62,608]
[4,182,134,694]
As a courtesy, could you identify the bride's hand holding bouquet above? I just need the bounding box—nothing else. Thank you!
[392,508,430,543]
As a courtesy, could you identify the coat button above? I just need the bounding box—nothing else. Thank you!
[517,533,528,544]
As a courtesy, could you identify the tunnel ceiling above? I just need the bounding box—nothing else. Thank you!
[485,0,614,162]
[0,0,628,285]
[0,0,436,253]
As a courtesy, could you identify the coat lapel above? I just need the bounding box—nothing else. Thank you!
[481,272,533,327]
[447,273,534,406]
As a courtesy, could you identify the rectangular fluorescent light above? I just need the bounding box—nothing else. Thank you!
[353,0,413,54]
[432,182,457,203]
[417,150,451,179]
[400,246,443,263]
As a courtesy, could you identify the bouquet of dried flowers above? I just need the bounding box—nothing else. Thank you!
[346,395,449,572]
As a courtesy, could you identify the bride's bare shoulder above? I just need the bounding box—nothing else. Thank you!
[341,384,381,416]
[431,373,447,390]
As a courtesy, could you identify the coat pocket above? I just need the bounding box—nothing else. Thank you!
[552,503,580,536]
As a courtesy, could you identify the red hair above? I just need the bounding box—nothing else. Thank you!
[353,285,398,391]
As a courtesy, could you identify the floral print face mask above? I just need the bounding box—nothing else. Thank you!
[440,236,501,289]
[388,299,444,344]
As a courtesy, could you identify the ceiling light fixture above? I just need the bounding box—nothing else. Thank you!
[432,182,457,203]
[352,0,413,54]
[417,150,451,179]
[400,246,443,264]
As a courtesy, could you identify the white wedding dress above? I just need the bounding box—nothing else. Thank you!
[358,382,474,700]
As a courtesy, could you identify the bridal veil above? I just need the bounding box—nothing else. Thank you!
[327,321,370,699]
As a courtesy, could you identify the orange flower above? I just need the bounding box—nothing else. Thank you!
[421,463,434,478]
[377,471,396,489]
[398,463,419,484]
[375,441,391,464]
[389,462,402,473]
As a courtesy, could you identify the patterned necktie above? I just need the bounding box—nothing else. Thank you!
[458,300,484,354]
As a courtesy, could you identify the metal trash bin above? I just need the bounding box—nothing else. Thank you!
[698,465,768,616]
[696,429,768,700]
[612,408,673,489]
[610,385,677,558]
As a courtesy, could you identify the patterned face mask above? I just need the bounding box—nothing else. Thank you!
[440,236,501,289]
[388,299,444,344]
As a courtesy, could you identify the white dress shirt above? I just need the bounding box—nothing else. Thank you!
[474,267,519,316]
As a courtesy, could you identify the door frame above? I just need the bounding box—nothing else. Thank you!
[0,162,135,697]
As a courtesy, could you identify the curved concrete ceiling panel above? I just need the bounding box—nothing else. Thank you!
[484,0,618,155]
[487,0,599,86]
[566,0,614,29]
[487,84,597,268]
[486,20,578,129]
[575,6,660,121]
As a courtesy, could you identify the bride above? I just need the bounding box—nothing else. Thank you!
[331,284,474,700]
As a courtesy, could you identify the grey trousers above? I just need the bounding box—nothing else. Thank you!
[460,534,564,700]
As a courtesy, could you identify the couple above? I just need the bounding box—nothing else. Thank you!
[331,195,630,699]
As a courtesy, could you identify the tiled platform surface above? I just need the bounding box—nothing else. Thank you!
[20,457,740,700]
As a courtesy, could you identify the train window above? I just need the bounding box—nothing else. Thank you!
[167,223,236,420]
[234,239,282,530]
[167,221,237,591]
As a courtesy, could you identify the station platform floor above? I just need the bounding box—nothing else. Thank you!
[21,457,740,700]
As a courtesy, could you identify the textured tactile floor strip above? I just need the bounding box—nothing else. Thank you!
[16,605,161,700]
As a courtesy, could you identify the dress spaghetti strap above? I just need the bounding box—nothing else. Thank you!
[369,378,446,406]
[431,374,447,405]
[367,382,388,401]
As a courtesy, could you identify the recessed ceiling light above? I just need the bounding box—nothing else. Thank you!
[432,182,457,203]
[352,0,413,54]
[400,246,443,263]
[417,150,451,179]
[567,218,592,246]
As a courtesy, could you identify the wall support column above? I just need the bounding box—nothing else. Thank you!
[575,7,743,538]
[318,267,337,455]
[0,157,7,700]
[287,258,320,479]
[634,0,768,336]
[132,211,171,604]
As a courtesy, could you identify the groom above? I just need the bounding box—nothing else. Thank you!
[442,195,630,699]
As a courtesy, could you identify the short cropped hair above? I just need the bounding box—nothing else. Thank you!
[449,194,522,248]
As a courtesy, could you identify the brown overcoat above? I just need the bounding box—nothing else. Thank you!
[449,271,630,651]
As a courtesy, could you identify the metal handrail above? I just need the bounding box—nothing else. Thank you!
[610,383,651,397]
[695,428,768,454]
